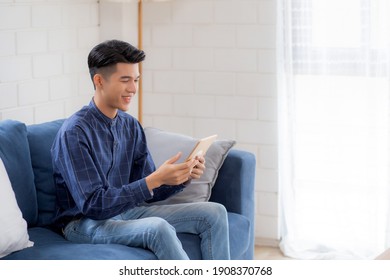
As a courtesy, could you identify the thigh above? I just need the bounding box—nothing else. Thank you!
[121,202,227,234]
[63,216,170,246]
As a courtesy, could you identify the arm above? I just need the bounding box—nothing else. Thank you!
[53,127,153,220]
[53,124,198,219]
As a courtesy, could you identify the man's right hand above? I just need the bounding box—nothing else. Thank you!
[145,152,198,191]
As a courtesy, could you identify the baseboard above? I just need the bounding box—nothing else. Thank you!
[255,237,280,247]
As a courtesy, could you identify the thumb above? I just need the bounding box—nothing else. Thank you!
[165,152,182,164]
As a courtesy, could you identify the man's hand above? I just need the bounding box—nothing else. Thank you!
[190,155,205,179]
[145,152,198,191]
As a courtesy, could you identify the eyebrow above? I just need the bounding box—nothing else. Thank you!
[120,75,140,80]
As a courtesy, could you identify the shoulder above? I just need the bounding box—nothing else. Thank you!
[117,111,143,130]
[58,106,94,137]
[117,111,147,145]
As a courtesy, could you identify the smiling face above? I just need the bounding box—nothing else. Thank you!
[93,62,140,119]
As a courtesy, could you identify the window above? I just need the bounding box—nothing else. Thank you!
[278,0,390,259]
[291,0,390,76]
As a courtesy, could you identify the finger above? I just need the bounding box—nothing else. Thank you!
[191,167,204,179]
[194,155,205,164]
[193,162,205,172]
[176,171,193,184]
[179,158,197,170]
[198,161,205,168]
[165,152,182,164]
[176,165,195,177]
[192,171,203,179]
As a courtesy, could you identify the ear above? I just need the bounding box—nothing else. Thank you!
[93,74,104,89]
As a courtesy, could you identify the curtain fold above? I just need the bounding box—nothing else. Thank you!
[278,0,390,259]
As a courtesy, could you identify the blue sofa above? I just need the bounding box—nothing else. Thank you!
[0,119,256,260]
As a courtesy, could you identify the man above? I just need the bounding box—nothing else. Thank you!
[51,39,230,260]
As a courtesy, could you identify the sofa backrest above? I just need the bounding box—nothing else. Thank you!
[0,120,38,227]
[27,119,65,227]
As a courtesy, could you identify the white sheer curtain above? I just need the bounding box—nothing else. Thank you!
[278,0,390,259]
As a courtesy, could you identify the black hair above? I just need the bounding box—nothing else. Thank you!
[88,39,146,85]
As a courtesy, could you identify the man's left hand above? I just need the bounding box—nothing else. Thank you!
[190,155,206,179]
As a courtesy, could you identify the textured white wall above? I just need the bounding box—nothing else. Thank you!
[140,0,279,244]
[0,0,100,124]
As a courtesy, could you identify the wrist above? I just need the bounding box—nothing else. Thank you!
[145,172,162,191]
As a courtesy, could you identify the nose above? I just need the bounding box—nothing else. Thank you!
[127,81,137,95]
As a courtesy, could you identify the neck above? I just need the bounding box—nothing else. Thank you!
[93,94,117,119]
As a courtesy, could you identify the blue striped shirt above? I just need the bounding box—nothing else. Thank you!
[51,100,185,228]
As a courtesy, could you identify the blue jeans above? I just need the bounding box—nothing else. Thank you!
[63,202,230,260]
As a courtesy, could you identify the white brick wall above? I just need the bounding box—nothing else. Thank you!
[142,0,279,244]
[0,0,100,124]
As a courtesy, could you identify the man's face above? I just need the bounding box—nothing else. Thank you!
[98,62,140,116]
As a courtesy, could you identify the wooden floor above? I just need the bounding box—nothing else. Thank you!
[255,246,390,260]
[254,245,292,260]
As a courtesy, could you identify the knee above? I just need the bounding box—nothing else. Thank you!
[148,217,176,236]
[201,202,228,224]
[207,202,227,215]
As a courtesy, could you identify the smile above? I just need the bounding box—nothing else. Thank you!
[122,96,131,103]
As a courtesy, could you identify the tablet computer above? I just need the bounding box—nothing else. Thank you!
[186,134,218,161]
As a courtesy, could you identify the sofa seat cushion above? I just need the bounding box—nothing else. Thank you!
[3,212,249,260]
[2,227,157,260]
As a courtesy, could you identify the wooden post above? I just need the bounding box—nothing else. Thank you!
[138,0,143,124]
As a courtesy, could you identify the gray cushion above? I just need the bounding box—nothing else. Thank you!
[144,127,235,204]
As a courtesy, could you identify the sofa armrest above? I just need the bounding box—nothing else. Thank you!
[211,149,256,216]
[210,149,256,259]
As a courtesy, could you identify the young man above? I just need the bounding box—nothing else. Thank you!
[51,40,230,260]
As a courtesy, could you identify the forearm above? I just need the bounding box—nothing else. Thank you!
[145,172,163,191]
[145,183,186,203]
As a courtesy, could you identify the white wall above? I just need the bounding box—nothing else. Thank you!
[0,0,279,245]
[141,0,279,245]
[99,0,140,119]
[0,0,100,125]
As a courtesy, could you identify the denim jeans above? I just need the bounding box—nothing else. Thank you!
[63,201,230,260]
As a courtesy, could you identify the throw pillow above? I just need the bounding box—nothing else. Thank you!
[144,127,236,204]
[0,158,33,258]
